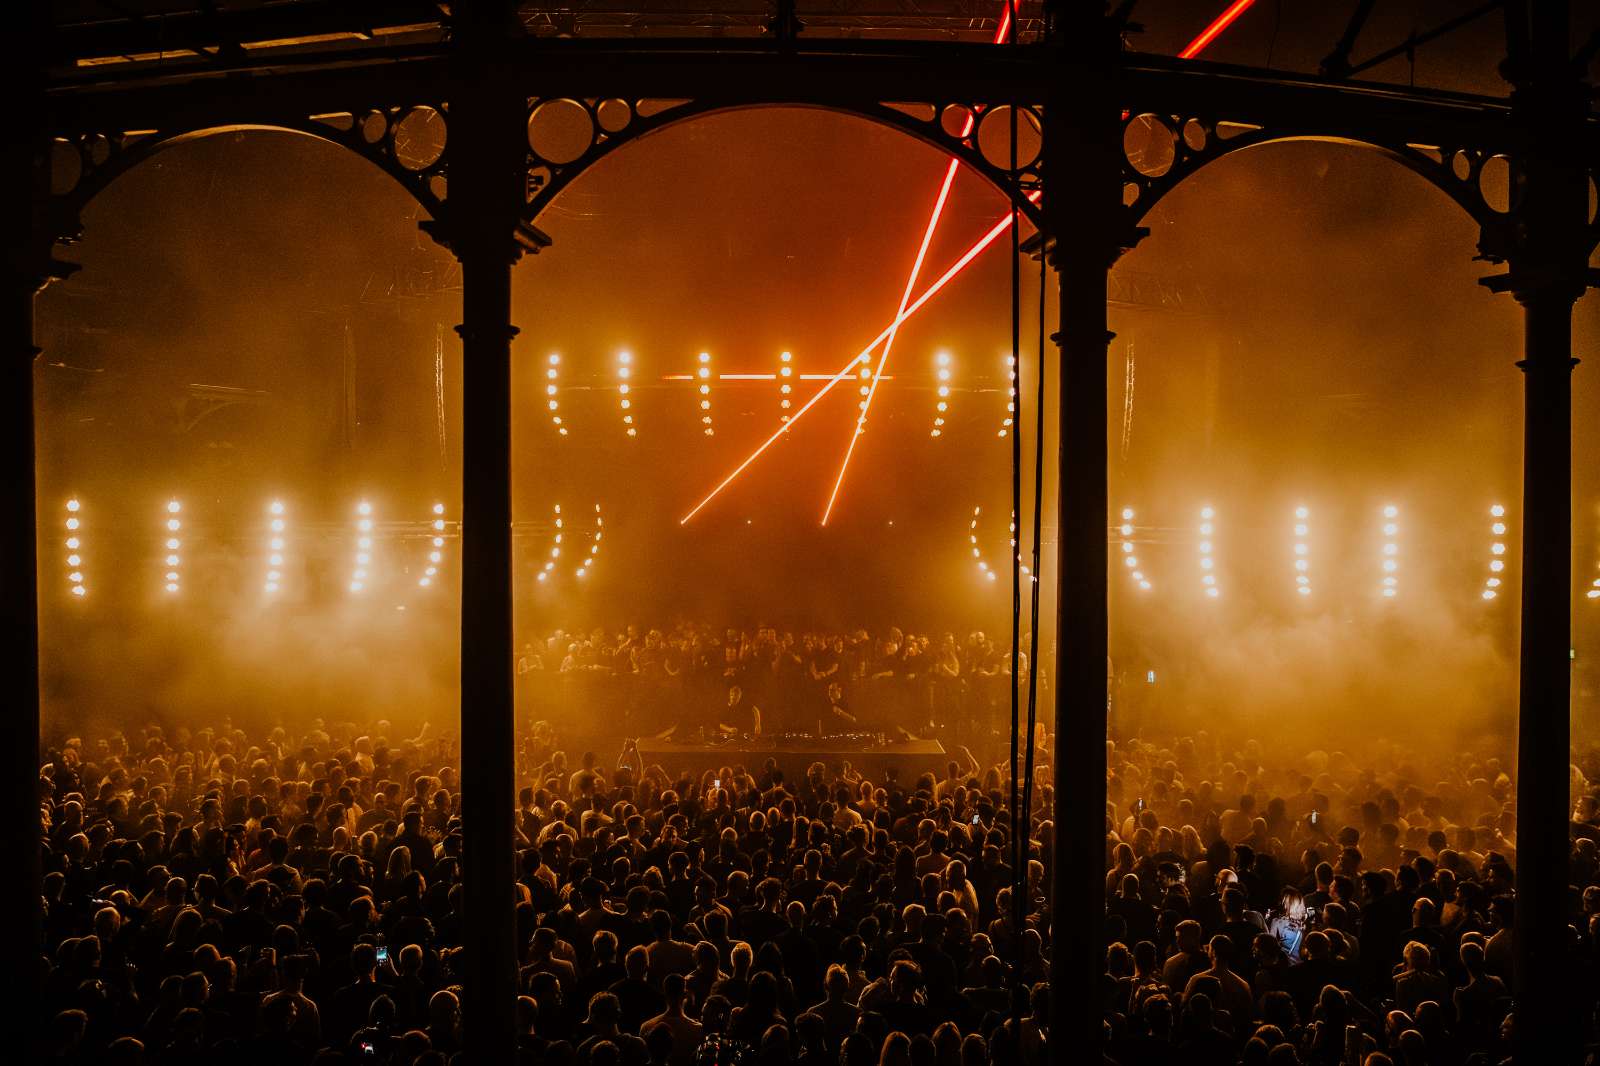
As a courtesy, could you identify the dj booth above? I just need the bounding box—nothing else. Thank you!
[634,737,948,784]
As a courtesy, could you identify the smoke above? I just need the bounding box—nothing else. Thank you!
[41,596,460,746]
[28,115,1598,755]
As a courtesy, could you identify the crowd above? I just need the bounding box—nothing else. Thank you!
[32,659,1600,1066]
[515,623,1029,739]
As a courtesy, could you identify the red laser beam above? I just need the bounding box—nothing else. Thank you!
[820,3,1015,525]
[683,2,1247,523]
[1178,0,1255,59]
[681,191,1041,525]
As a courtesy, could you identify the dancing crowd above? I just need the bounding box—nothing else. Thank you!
[32,652,1600,1065]
[516,624,1027,738]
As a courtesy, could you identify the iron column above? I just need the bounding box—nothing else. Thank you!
[1486,2,1587,1058]
[446,1,536,1060]
[1045,3,1139,1053]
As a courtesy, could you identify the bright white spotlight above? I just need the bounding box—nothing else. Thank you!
[1198,507,1218,598]
[350,501,374,593]
[162,500,183,596]
[617,351,637,436]
[698,352,714,435]
[421,504,448,587]
[1292,506,1312,598]
[64,499,87,599]
[1378,505,1400,598]
[1482,504,1509,601]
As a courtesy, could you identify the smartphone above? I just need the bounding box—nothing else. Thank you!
[375,945,389,965]
[713,779,722,789]
[970,814,980,826]
[1136,798,1146,812]
[359,1040,377,1057]
[1310,810,1320,827]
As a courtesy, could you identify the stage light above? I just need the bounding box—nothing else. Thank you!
[264,500,288,595]
[1378,505,1400,597]
[695,352,715,436]
[969,505,1001,584]
[1198,507,1219,599]
[162,499,183,595]
[572,501,604,579]
[350,500,374,594]
[547,354,566,436]
[1292,506,1311,598]
[774,350,796,423]
[64,499,87,598]
[618,351,637,437]
[929,352,953,437]
[998,354,1017,437]
[1481,503,1510,602]
[1117,508,1148,591]
[420,503,447,587]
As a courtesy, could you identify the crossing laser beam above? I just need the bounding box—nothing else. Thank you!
[680,191,1041,525]
[1178,0,1256,59]
[684,2,1244,524]
[820,4,1015,525]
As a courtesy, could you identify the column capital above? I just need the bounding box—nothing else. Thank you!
[419,216,552,265]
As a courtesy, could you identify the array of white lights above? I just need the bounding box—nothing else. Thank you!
[265,500,286,595]
[163,500,183,595]
[1198,506,1219,598]
[778,350,794,423]
[350,500,374,593]
[535,502,605,583]
[970,506,996,582]
[538,503,563,582]
[617,351,636,438]
[1293,506,1312,597]
[1119,507,1150,591]
[577,502,603,579]
[1483,503,1507,600]
[64,499,86,598]
[999,354,1016,438]
[1380,504,1400,598]
[931,352,952,437]
[697,352,714,436]
[856,354,874,428]
[547,353,566,436]
[420,502,445,587]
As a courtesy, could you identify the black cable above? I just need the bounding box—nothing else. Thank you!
[1004,0,1027,1038]
[1020,231,1045,880]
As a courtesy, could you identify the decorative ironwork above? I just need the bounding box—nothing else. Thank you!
[45,104,452,247]
[1117,110,1517,234]
[520,96,1045,229]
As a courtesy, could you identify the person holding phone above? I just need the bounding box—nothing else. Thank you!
[1268,885,1311,963]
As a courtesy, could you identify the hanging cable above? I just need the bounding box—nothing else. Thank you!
[1020,227,1046,879]
[1005,0,1029,1037]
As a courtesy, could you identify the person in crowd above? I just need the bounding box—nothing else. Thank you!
[31,621,1597,1066]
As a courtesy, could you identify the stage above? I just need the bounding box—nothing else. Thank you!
[633,737,948,784]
